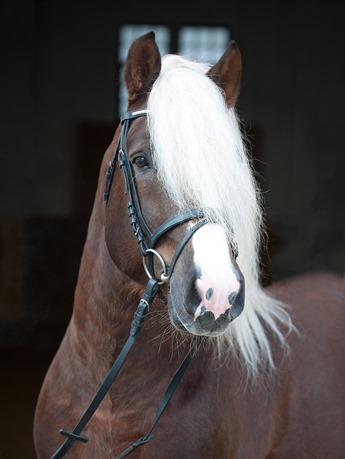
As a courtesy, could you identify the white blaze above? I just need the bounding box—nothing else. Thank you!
[192,224,240,319]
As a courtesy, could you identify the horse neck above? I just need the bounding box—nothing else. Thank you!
[73,137,130,326]
[69,195,165,358]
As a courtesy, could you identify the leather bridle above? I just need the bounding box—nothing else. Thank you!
[104,109,207,283]
[50,109,207,459]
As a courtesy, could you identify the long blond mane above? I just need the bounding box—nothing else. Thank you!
[147,54,292,377]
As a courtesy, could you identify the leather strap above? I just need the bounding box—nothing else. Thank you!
[50,279,159,459]
[167,218,208,280]
[114,111,207,280]
[114,342,197,459]
[50,277,198,459]
[149,209,205,248]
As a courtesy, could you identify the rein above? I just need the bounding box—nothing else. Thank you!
[50,110,206,458]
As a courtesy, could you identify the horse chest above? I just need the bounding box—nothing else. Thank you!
[83,363,235,458]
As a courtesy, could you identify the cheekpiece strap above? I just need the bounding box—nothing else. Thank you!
[103,110,150,203]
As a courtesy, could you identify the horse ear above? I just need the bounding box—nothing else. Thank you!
[124,31,162,107]
[207,40,242,108]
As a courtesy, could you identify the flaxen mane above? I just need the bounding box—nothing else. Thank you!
[148,54,293,376]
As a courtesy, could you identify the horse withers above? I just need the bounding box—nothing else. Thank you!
[33,31,345,458]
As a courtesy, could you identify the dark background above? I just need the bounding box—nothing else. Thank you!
[1,1,344,458]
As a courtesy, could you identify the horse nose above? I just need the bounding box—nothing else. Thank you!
[186,267,245,325]
[185,223,245,326]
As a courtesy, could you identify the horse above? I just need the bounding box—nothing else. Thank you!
[33,31,345,458]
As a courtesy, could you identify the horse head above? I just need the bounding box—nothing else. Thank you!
[104,31,250,338]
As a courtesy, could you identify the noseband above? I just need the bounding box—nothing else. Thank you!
[50,110,206,459]
[104,109,207,283]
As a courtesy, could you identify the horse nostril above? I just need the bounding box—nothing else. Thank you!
[228,291,237,305]
[185,283,202,316]
[205,288,213,301]
[200,305,207,316]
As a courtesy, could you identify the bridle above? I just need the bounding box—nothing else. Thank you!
[104,109,207,283]
[50,109,207,459]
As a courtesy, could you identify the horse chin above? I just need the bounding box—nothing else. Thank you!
[169,306,232,337]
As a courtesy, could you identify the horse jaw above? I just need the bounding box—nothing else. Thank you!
[168,224,245,337]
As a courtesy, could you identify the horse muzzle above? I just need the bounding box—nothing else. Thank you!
[168,239,245,337]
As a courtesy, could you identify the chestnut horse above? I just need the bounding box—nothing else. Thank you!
[34,32,345,458]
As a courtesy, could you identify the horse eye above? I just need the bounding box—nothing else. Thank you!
[133,156,149,169]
